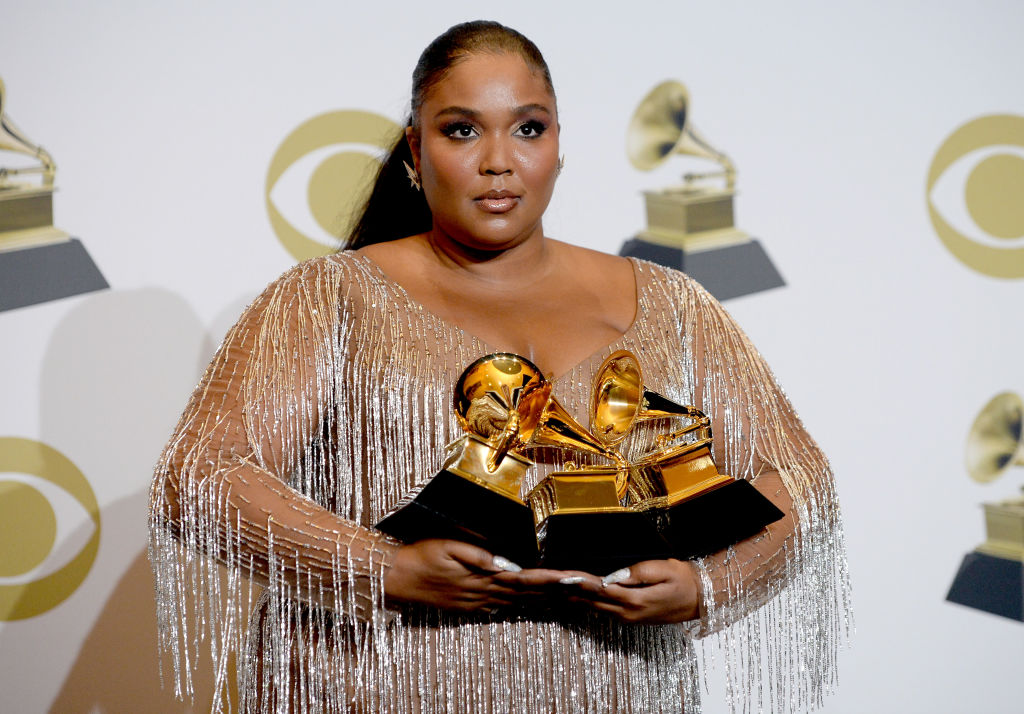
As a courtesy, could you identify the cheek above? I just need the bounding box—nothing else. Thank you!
[422,145,475,189]
[515,148,558,190]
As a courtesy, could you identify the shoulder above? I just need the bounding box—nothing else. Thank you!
[618,255,711,303]
[240,251,382,324]
[353,235,431,289]
[255,251,353,287]
[622,258,744,340]
[275,250,391,291]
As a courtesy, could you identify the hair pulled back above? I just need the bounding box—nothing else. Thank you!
[344,21,555,250]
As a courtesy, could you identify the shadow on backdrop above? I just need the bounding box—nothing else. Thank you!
[15,286,258,710]
[45,492,239,712]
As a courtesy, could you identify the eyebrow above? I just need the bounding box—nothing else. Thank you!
[434,103,554,120]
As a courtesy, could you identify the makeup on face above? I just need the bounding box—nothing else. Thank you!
[411,52,560,253]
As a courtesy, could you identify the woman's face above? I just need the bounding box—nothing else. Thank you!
[408,52,559,252]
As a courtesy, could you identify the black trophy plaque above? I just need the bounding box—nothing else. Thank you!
[375,468,539,567]
[654,479,785,559]
[538,510,672,573]
[375,425,543,567]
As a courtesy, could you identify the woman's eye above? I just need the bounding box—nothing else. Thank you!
[516,121,547,138]
[443,123,478,139]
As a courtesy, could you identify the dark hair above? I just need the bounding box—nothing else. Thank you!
[344,21,555,250]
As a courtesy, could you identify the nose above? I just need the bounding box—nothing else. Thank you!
[479,133,513,176]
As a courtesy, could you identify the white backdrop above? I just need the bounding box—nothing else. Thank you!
[2,1,1023,712]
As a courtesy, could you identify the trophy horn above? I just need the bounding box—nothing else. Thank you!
[529,395,632,500]
[530,397,628,466]
[454,353,549,472]
[626,79,735,189]
[591,350,711,447]
[0,76,57,187]
[455,352,627,463]
[966,392,1024,484]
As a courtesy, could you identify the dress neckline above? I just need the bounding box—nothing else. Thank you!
[350,251,647,384]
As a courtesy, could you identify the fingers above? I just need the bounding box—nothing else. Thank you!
[559,561,679,605]
[492,568,599,588]
[491,556,522,573]
[568,579,650,607]
[601,560,676,587]
[397,542,695,622]
[562,559,700,624]
[602,567,632,587]
[438,540,507,573]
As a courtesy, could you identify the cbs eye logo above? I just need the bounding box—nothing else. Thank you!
[0,437,100,620]
[266,110,401,262]
[927,114,1024,278]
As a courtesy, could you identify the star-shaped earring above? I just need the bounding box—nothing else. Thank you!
[403,160,421,192]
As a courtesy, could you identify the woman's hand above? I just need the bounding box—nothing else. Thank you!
[559,559,701,624]
[383,539,558,611]
[383,541,701,622]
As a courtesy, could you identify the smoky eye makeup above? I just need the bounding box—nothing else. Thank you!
[515,119,548,138]
[440,121,478,139]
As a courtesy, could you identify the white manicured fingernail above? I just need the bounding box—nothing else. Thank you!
[492,556,522,573]
[602,568,630,587]
[559,576,585,585]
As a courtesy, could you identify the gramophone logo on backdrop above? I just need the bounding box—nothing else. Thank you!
[0,437,100,620]
[0,77,108,312]
[946,392,1024,622]
[620,80,784,301]
[266,110,400,262]
[927,114,1024,278]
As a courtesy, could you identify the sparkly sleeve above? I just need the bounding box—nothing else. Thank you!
[148,257,400,701]
[673,272,851,711]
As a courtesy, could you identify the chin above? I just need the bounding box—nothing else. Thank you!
[442,218,542,251]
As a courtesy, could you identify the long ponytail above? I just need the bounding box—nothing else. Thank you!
[343,124,431,250]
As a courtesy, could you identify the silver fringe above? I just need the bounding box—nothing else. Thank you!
[149,252,850,713]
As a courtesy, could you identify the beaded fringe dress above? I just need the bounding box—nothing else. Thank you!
[149,252,851,714]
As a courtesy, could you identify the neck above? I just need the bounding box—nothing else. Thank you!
[422,227,555,288]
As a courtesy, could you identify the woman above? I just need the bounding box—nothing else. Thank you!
[150,20,849,714]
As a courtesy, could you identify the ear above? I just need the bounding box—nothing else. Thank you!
[405,126,421,174]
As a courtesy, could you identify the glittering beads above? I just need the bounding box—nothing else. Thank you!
[149,252,850,713]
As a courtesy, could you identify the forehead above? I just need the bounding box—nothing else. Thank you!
[421,52,555,113]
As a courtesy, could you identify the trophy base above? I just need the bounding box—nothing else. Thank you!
[946,550,1024,622]
[0,237,108,312]
[537,510,673,574]
[619,237,784,301]
[657,479,786,559]
[375,469,539,567]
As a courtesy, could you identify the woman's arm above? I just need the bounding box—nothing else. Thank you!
[150,257,552,628]
[150,259,402,620]
[680,278,845,638]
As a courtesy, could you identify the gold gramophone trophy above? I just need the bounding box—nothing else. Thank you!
[528,350,784,571]
[619,80,783,301]
[594,351,783,557]
[0,76,106,311]
[526,351,674,572]
[378,351,785,573]
[947,392,1024,621]
[375,353,629,567]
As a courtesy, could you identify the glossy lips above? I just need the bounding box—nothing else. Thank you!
[475,189,519,213]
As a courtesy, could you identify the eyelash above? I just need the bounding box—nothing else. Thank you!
[441,122,478,140]
[440,120,548,140]
[515,120,547,138]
